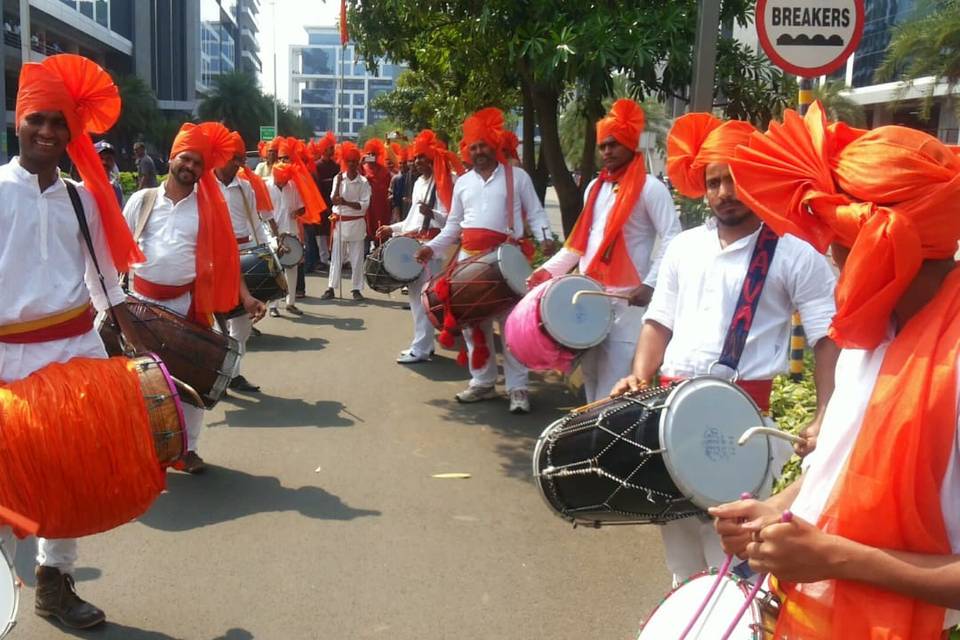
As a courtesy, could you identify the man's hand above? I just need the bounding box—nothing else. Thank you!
[418,202,433,219]
[242,293,267,323]
[414,245,434,264]
[794,415,823,458]
[744,515,843,583]
[376,225,394,241]
[526,268,552,290]
[708,498,785,559]
[541,238,557,255]
[112,302,149,355]
[331,194,344,206]
[628,284,654,307]
[609,374,649,397]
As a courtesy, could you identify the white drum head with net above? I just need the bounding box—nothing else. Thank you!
[497,243,532,296]
[660,377,771,510]
[382,236,423,281]
[0,544,18,639]
[277,234,303,268]
[638,573,761,639]
[540,275,612,349]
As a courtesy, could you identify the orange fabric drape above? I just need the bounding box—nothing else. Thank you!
[275,137,325,223]
[411,129,462,211]
[16,54,144,271]
[462,107,506,162]
[666,112,756,199]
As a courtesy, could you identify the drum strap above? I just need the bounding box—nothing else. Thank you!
[717,224,780,372]
[133,186,160,243]
[238,185,262,241]
[504,162,515,235]
[65,182,127,348]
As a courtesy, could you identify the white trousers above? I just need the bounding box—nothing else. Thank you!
[227,314,253,378]
[183,402,205,453]
[660,516,727,586]
[0,528,79,574]
[580,337,637,404]
[464,310,528,392]
[269,265,298,308]
[407,272,434,358]
[318,235,330,263]
[328,237,365,292]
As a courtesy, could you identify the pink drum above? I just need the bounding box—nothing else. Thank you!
[504,274,613,373]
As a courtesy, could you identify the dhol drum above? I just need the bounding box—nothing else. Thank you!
[275,233,304,269]
[131,353,188,465]
[0,541,17,640]
[423,243,532,329]
[99,296,240,409]
[230,244,287,317]
[533,377,772,525]
[638,571,779,639]
[364,236,424,294]
[504,275,613,373]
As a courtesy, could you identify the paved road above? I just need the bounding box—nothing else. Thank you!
[13,266,670,640]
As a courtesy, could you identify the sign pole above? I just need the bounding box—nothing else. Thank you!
[789,75,815,380]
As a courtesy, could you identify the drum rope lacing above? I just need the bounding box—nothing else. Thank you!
[542,386,701,524]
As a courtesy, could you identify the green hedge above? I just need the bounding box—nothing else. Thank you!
[770,351,817,493]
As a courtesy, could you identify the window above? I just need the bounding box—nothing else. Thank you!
[353,93,364,106]
[95,0,109,27]
[353,108,364,120]
[302,47,335,75]
[302,87,335,105]
[308,32,341,46]
[851,0,920,88]
[79,0,93,19]
[302,107,333,132]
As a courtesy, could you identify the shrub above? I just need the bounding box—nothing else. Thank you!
[770,352,816,492]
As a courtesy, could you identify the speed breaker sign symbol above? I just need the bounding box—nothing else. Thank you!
[756,0,865,77]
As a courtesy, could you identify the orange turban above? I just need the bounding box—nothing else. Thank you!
[389,142,407,165]
[226,131,245,157]
[501,131,520,160]
[317,131,336,155]
[257,140,267,159]
[270,137,324,223]
[410,129,463,211]
[16,54,143,271]
[666,113,756,199]
[732,101,960,640]
[363,138,386,166]
[729,101,960,348]
[230,131,273,213]
[596,99,645,152]
[338,141,361,169]
[462,107,505,159]
[168,122,239,316]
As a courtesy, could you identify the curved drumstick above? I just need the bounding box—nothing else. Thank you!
[738,426,803,446]
[570,289,632,305]
[172,377,205,408]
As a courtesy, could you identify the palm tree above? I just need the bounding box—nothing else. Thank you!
[198,71,271,147]
[109,74,161,151]
[812,81,866,127]
[876,0,960,117]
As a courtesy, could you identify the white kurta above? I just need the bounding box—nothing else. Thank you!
[219,176,265,245]
[0,158,126,574]
[329,172,371,291]
[793,343,960,628]
[427,164,554,392]
[121,185,206,452]
[541,175,682,402]
[390,175,450,358]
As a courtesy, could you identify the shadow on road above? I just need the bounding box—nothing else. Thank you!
[211,394,356,429]
[400,353,470,383]
[140,465,381,532]
[245,333,329,352]
[286,312,365,332]
[40,621,255,640]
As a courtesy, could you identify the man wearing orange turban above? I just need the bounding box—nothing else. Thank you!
[362,138,393,251]
[310,131,338,272]
[414,107,556,414]
[320,141,371,301]
[529,99,681,403]
[266,138,309,316]
[377,129,463,363]
[254,137,279,178]
[611,111,839,587]
[0,52,153,631]
[711,102,960,640]
[216,130,270,394]
[122,121,255,474]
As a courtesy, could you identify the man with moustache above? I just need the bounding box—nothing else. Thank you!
[321,141,370,301]
[610,113,839,586]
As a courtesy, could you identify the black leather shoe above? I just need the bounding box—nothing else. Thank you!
[250,326,262,337]
[320,289,335,301]
[229,375,260,392]
[352,290,364,301]
[35,567,105,629]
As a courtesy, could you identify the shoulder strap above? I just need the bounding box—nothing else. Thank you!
[237,183,261,237]
[134,186,160,242]
[717,224,781,373]
[504,162,515,234]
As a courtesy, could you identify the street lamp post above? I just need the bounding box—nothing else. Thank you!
[271,0,278,131]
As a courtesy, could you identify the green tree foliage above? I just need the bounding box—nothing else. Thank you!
[348,0,794,234]
[109,74,161,151]
[877,0,960,117]
[811,81,866,127]
[357,118,406,145]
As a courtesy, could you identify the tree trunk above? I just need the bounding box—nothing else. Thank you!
[520,70,548,202]
[577,93,604,200]
[520,67,580,235]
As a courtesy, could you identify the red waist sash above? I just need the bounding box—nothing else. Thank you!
[660,375,773,413]
[461,229,510,254]
[133,277,210,328]
[0,303,95,344]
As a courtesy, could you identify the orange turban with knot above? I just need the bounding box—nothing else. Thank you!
[666,112,756,199]
[317,131,336,155]
[257,140,267,159]
[363,138,386,165]
[270,137,323,223]
[16,54,143,271]
[410,129,463,212]
[596,98,645,152]
[462,107,505,159]
[169,122,240,316]
[230,131,273,213]
[389,142,406,165]
[730,100,960,640]
[501,131,520,160]
[338,141,361,170]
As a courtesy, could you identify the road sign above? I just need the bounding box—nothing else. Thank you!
[259,126,276,142]
[756,0,864,77]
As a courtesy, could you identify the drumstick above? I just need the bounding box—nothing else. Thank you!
[570,290,633,305]
[737,426,803,446]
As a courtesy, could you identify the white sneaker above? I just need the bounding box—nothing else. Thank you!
[397,351,430,364]
[455,385,498,403]
[508,389,530,414]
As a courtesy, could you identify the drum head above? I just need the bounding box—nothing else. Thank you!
[638,572,759,638]
[497,243,533,295]
[540,275,612,349]
[382,236,423,281]
[660,378,770,510]
[0,544,18,639]
[278,235,304,268]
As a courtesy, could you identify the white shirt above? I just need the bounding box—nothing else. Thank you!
[272,180,304,236]
[0,158,124,381]
[428,163,553,254]
[218,176,260,242]
[390,174,448,235]
[330,172,371,243]
[794,344,960,627]
[644,219,837,380]
[542,175,681,292]
[123,185,200,287]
